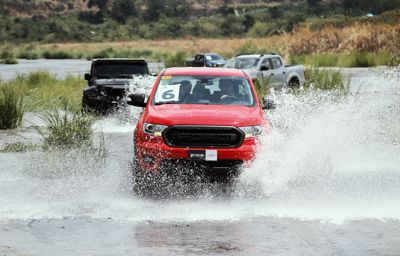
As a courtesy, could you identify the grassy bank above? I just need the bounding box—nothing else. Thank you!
[304,68,349,93]
[291,52,395,67]
[1,72,86,112]
[1,19,398,67]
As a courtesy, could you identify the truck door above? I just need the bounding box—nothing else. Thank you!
[259,58,272,87]
[269,57,285,89]
[195,54,205,67]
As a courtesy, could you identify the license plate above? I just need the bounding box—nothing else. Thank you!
[188,150,217,161]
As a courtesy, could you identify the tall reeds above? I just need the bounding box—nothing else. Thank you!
[5,72,86,112]
[34,105,95,149]
[0,85,24,129]
[304,68,349,93]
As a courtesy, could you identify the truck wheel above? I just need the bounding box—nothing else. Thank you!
[288,78,300,89]
[132,159,163,198]
[132,160,148,196]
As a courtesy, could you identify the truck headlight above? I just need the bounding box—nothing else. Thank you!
[143,123,168,136]
[239,125,263,138]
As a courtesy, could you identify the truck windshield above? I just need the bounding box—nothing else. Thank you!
[225,58,260,69]
[207,54,224,61]
[92,62,148,78]
[154,75,255,106]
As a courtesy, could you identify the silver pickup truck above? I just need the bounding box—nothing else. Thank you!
[224,53,305,89]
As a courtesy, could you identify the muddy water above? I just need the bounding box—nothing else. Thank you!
[1,65,400,255]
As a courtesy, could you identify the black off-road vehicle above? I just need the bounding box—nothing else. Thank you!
[82,59,150,113]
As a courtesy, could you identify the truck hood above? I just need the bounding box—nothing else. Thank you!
[145,104,263,127]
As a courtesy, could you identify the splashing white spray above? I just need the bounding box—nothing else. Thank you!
[240,67,400,221]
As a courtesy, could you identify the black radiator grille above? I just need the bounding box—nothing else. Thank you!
[163,126,244,148]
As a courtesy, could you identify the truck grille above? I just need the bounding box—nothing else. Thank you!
[163,126,244,148]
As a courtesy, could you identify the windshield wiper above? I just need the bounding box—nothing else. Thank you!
[155,101,179,105]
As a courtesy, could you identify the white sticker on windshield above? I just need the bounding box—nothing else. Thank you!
[155,84,180,102]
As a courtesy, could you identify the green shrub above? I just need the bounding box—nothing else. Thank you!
[25,71,58,87]
[5,72,85,112]
[352,52,375,67]
[1,47,18,64]
[0,142,38,152]
[248,21,278,37]
[35,106,96,149]
[304,67,349,93]
[252,78,269,100]
[91,47,116,59]
[165,51,187,68]
[292,52,391,67]
[0,85,24,129]
[18,50,40,59]
[2,57,18,64]
[43,50,75,59]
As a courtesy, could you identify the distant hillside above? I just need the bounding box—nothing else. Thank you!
[1,0,87,18]
[1,0,399,43]
[1,0,301,18]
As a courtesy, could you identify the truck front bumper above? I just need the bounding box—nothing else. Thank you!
[134,136,258,174]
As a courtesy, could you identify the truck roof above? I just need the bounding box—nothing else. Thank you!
[195,53,221,56]
[92,58,147,64]
[235,53,278,58]
[163,67,246,77]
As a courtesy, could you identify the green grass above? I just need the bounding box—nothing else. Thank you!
[165,51,188,68]
[2,72,86,112]
[88,47,154,60]
[0,85,24,129]
[43,50,77,59]
[32,105,108,160]
[0,142,38,152]
[34,105,96,149]
[304,67,349,93]
[1,57,18,64]
[291,52,393,67]
[1,46,19,64]
[252,78,270,100]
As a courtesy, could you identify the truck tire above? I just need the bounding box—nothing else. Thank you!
[132,158,165,198]
[288,78,300,89]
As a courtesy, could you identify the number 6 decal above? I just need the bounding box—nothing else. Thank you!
[155,84,180,102]
[162,89,175,100]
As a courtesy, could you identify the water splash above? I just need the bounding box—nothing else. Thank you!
[240,68,400,221]
[1,70,400,223]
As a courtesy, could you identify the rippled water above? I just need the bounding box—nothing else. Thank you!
[0,66,399,255]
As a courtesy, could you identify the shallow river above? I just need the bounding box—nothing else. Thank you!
[0,61,400,255]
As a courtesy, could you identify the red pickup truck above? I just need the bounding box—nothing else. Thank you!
[128,67,272,191]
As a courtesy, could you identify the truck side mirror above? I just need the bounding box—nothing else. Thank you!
[260,64,269,71]
[262,97,276,110]
[84,73,91,80]
[127,93,147,108]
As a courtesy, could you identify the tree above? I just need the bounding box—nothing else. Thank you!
[88,0,109,18]
[243,14,255,32]
[111,0,136,23]
[268,6,283,19]
[144,0,191,21]
[307,0,321,7]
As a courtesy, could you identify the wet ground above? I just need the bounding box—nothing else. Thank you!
[1,62,400,255]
